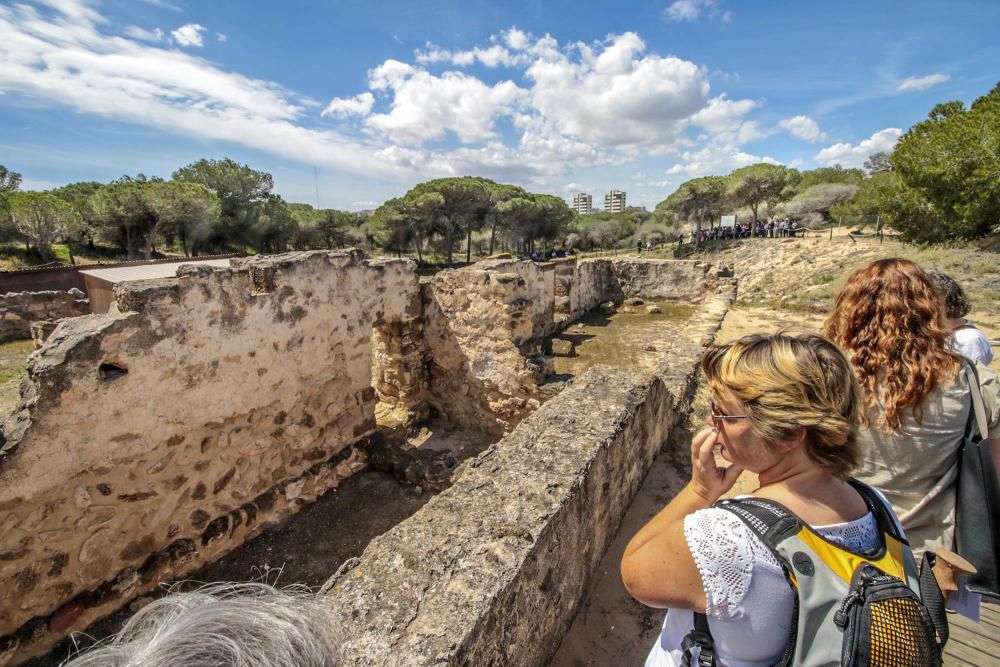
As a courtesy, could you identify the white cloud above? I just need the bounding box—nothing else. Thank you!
[664,0,729,22]
[216,32,227,43]
[321,92,374,118]
[778,115,827,142]
[0,1,398,178]
[525,32,710,147]
[896,73,950,92]
[667,147,778,177]
[814,128,902,168]
[363,62,526,144]
[124,26,164,42]
[138,0,181,10]
[171,23,205,48]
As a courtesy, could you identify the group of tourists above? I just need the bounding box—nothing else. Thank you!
[692,218,800,243]
[623,258,999,666]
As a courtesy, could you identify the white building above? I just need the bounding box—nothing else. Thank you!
[572,192,593,215]
[604,190,626,213]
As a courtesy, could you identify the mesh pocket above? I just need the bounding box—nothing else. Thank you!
[865,596,940,666]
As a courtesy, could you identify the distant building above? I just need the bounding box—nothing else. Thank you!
[572,192,593,215]
[357,209,377,217]
[604,190,626,213]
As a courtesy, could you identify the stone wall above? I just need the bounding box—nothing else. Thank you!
[0,289,89,344]
[0,251,422,664]
[320,282,736,666]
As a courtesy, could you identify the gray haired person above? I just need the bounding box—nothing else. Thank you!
[64,582,340,667]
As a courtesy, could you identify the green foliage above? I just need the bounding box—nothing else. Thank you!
[5,191,79,259]
[888,81,1000,242]
[727,163,795,225]
[793,166,864,192]
[0,165,21,194]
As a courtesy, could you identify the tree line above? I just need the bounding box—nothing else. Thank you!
[656,80,1000,245]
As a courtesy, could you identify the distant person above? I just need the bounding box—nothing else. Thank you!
[826,258,1000,555]
[647,240,653,252]
[65,582,341,666]
[930,270,994,365]
[638,240,644,254]
[622,333,919,666]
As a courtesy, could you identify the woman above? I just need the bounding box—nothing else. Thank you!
[929,270,994,366]
[825,258,1000,556]
[622,333,894,666]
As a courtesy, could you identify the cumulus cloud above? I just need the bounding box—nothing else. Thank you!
[364,62,526,144]
[667,147,778,178]
[778,115,827,142]
[664,0,731,22]
[814,128,902,168]
[896,73,950,92]
[321,92,374,118]
[171,23,206,47]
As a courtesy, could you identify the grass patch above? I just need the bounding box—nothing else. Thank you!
[0,339,35,417]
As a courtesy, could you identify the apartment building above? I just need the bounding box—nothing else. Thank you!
[572,192,593,215]
[604,189,626,213]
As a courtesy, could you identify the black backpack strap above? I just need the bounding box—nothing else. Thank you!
[918,551,950,648]
[714,497,803,564]
[847,479,908,544]
[681,612,717,667]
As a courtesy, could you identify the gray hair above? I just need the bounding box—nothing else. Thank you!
[928,270,971,319]
[63,582,340,667]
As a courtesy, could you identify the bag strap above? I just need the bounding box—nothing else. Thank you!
[681,613,717,667]
[847,479,908,544]
[918,551,951,648]
[962,360,988,441]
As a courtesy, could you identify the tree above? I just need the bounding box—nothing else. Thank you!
[0,165,21,194]
[655,176,728,244]
[864,152,893,174]
[728,164,794,226]
[5,191,79,259]
[173,158,273,251]
[778,184,857,227]
[50,181,103,248]
[153,182,219,257]
[889,81,1000,241]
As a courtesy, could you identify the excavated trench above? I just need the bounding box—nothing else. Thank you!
[28,299,699,666]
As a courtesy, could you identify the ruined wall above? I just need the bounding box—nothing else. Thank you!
[0,251,422,663]
[320,283,737,666]
[422,269,542,435]
[0,289,89,343]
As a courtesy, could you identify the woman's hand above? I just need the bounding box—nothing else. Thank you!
[689,426,744,503]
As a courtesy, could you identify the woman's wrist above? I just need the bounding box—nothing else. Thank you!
[686,480,720,506]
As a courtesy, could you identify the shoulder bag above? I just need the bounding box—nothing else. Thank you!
[954,360,1000,600]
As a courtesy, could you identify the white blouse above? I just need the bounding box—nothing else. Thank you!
[644,505,880,667]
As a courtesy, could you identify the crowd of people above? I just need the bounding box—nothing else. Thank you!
[61,259,996,666]
[691,218,801,243]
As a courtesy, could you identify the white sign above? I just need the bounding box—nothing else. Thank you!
[720,215,736,228]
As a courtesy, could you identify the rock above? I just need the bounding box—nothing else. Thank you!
[623,297,645,306]
[645,304,662,314]
[598,301,616,315]
[621,306,635,314]
[644,345,657,352]
[575,323,585,330]
[551,339,575,356]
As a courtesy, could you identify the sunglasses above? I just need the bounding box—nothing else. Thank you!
[710,401,750,425]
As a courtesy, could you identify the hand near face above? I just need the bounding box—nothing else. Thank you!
[689,426,744,503]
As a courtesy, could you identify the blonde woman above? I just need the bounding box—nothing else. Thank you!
[825,258,1000,556]
[622,333,906,666]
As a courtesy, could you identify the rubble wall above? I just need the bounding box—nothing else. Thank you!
[0,289,89,343]
[0,251,422,663]
[321,282,736,666]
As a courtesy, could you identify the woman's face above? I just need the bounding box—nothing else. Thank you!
[708,393,780,472]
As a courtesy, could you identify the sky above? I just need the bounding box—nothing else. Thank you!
[1,0,998,212]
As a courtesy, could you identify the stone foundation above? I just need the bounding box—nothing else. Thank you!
[0,290,89,344]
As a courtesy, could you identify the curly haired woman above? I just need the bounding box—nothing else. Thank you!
[825,258,1000,556]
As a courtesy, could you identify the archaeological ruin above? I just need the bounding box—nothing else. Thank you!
[0,250,734,665]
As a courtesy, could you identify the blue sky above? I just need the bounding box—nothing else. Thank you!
[1,0,998,211]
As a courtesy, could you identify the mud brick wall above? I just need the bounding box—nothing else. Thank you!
[0,251,422,664]
[0,289,89,343]
[320,282,737,666]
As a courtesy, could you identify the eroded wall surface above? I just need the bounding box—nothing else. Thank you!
[0,289,89,343]
[0,251,422,663]
[320,282,736,666]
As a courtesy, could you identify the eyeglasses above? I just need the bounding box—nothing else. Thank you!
[710,401,750,425]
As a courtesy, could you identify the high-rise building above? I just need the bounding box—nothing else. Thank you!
[604,189,626,213]
[572,192,593,215]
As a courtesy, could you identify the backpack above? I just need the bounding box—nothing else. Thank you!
[681,480,947,667]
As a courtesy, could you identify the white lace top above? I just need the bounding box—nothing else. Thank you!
[644,504,881,667]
